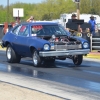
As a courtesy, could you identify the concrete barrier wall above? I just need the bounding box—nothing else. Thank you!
[0,24,12,42]
[0,25,4,41]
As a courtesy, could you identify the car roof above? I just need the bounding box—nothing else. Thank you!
[20,21,58,26]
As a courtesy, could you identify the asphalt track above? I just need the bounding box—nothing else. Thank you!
[0,50,100,100]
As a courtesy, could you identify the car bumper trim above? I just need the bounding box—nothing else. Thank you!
[39,49,90,57]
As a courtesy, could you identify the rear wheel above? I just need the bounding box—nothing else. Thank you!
[72,55,83,65]
[32,50,42,67]
[6,45,21,63]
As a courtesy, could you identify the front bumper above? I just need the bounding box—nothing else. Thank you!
[39,49,90,57]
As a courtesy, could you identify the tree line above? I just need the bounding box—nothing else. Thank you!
[0,0,100,23]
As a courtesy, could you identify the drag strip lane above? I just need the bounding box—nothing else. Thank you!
[0,50,100,93]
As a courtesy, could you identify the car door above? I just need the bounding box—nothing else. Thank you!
[11,25,22,52]
[13,25,30,56]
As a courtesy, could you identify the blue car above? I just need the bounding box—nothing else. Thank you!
[1,21,90,67]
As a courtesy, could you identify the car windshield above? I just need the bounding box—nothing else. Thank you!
[31,25,69,36]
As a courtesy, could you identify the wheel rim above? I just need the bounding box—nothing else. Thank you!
[33,51,38,66]
[7,47,11,59]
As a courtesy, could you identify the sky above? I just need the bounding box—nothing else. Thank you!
[0,0,44,6]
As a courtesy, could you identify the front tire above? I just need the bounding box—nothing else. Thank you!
[6,45,21,63]
[32,50,42,67]
[72,55,83,65]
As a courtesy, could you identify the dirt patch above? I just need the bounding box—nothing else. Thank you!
[0,82,64,100]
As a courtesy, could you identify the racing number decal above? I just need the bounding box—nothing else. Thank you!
[32,25,43,30]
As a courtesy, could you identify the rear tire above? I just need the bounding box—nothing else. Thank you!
[6,44,21,63]
[72,55,83,65]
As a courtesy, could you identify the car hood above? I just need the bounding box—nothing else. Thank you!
[31,36,50,44]
[70,36,88,43]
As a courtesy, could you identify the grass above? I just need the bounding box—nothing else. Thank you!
[84,53,100,60]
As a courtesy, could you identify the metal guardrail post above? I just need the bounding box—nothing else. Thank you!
[90,34,92,52]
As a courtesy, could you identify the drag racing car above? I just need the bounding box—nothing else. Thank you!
[1,21,90,67]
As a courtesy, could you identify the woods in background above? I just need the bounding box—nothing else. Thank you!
[0,0,100,23]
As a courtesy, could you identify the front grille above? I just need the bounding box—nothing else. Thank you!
[53,44,82,50]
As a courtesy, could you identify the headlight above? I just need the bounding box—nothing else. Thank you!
[44,44,50,50]
[83,42,89,48]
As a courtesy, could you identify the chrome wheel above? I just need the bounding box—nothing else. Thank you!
[33,51,38,66]
[6,44,21,63]
[7,47,11,60]
[32,50,41,67]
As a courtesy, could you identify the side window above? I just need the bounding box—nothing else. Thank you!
[18,25,29,36]
[23,28,29,36]
[12,25,22,35]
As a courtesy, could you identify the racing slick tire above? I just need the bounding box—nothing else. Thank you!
[32,49,42,67]
[72,55,83,65]
[6,44,21,63]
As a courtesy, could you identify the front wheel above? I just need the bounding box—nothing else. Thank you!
[32,50,42,67]
[72,55,83,65]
